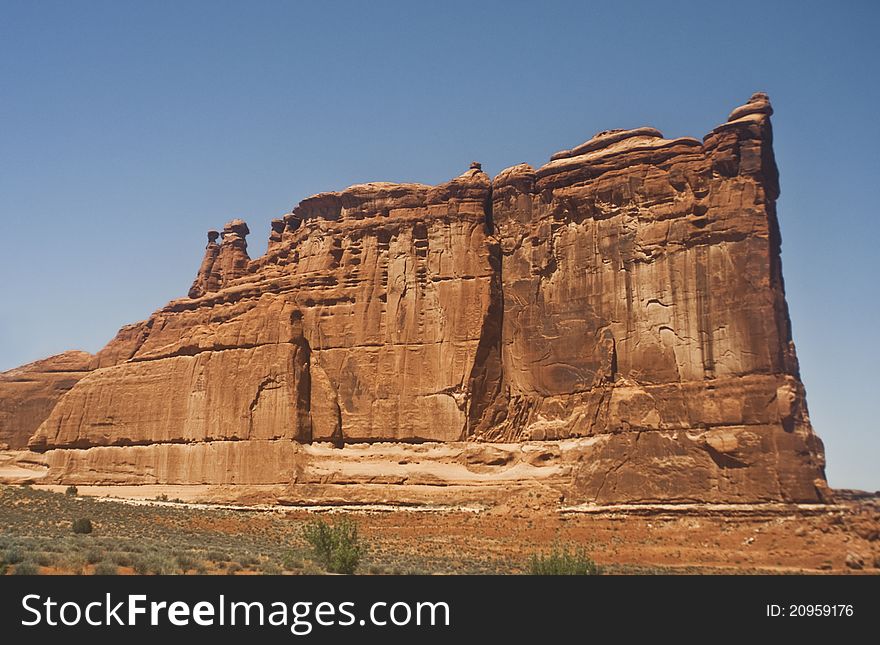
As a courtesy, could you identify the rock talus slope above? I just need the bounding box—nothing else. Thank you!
[14,94,827,503]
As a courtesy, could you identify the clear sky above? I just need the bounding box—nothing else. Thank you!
[1,1,877,490]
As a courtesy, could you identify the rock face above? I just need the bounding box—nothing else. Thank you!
[0,351,92,449]
[474,91,826,502]
[31,169,497,450]
[15,93,828,503]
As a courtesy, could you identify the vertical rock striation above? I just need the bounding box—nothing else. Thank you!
[477,93,826,501]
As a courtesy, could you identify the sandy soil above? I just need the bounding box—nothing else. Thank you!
[20,484,880,574]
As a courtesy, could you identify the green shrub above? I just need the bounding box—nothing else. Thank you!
[261,561,282,575]
[281,550,305,570]
[86,549,103,565]
[528,545,600,575]
[61,553,86,575]
[175,553,197,571]
[237,554,260,568]
[146,555,177,575]
[111,552,132,567]
[226,563,243,575]
[14,561,40,576]
[132,557,150,575]
[132,554,176,575]
[94,562,118,576]
[302,517,361,575]
[4,547,24,565]
[72,518,93,534]
[36,552,54,567]
[65,485,78,496]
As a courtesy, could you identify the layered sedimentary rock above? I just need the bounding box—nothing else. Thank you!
[0,351,92,449]
[30,167,497,451]
[14,93,828,503]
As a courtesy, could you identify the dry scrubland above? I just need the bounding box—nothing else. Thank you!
[1,485,878,575]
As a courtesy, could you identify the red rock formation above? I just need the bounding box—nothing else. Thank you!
[267,218,286,253]
[16,93,828,503]
[30,168,497,451]
[188,230,220,298]
[0,351,92,449]
[216,219,251,287]
[477,92,825,501]
[187,220,253,298]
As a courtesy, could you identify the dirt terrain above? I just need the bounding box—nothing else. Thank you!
[1,484,877,575]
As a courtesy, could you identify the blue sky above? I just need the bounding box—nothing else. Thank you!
[1,1,877,490]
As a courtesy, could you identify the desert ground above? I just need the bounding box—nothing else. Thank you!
[1,484,877,575]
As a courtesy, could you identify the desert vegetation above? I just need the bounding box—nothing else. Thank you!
[302,517,362,574]
[528,544,601,575]
[2,485,876,575]
[0,485,521,575]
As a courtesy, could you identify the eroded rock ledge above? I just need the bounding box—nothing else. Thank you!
[3,93,828,504]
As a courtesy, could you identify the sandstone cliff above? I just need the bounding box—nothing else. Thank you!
[0,351,92,449]
[477,92,825,502]
[15,93,828,503]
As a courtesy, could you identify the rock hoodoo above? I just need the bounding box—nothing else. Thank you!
[268,218,286,253]
[216,219,251,287]
[5,94,828,504]
[187,230,221,298]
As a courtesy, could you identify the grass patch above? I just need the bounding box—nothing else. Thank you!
[94,561,118,575]
[4,547,25,565]
[14,561,40,575]
[36,552,54,567]
[175,553,198,572]
[528,545,600,575]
